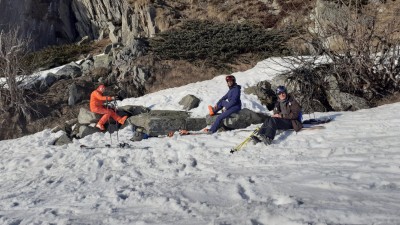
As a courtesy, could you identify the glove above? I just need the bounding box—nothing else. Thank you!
[103,102,115,109]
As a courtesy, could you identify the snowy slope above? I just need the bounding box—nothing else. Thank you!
[1,58,400,225]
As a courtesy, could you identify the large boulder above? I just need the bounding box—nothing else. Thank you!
[53,133,73,145]
[76,125,99,139]
[93,54,113,69]
[55,64,82,79]
[127,110,190,136]
[30,73,59,93]
[224,109,269,129]
[179,94,201,110]
[206,108,269,129]
[244,80,276,110]
[68,83,90,106]
[325,75,370,111]
[185,118,207,131]
[78,108,101,125]
[117,105,150,116]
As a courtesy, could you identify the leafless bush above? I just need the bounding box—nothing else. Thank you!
[0,28,36,120]
[283,0,400,105]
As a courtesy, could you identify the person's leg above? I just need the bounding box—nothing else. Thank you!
[96,114,110,130]
[209,102,224,115]
[209,107,239,133]
[215,101,224,112]
[113,112,128,124]
[96,108,127,125]
[260,118,293,140]
[108,109,124,123]
[93,108,113,130]
[98,113,111,124]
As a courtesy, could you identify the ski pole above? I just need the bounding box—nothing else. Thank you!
[105,97,112,146]
[230,127,260,153]
[114,97,120,143]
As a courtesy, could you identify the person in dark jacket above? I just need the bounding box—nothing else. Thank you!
[253,85,303,145]
[206,75,242,133]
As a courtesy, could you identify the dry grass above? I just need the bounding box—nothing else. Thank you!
[375,92,400,106]
[146,59,220,93]
[144,58,255,93]
[89,39,111,56]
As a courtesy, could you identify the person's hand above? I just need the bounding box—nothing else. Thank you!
[272,114,282,118]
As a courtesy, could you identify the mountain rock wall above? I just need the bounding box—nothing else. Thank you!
[0,0,169,50]
[0,0,76,50]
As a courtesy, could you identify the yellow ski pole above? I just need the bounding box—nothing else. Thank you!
[230,127,260,153]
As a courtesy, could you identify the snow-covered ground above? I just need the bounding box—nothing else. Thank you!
[1,57,400,225]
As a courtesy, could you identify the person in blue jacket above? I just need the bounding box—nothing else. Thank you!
[207,75,242,133]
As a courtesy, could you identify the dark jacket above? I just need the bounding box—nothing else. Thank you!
[273,94,303,131]
[218,84,242,110]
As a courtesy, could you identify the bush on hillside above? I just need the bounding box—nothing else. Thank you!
[21,43,93,73]
[150,20,294,68]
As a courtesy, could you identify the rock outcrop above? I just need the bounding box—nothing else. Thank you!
[0,0,77,50]
[0,0,176,50]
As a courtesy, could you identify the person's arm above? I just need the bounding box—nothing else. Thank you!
[272,102,280,115]
[92,91,113,105]
[217,93,228,105]
[222,87,240,110]
[281,100,301,120]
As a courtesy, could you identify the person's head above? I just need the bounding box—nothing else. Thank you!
[97,84,106,93]
[276,85,287,100]
[225,75,236,87]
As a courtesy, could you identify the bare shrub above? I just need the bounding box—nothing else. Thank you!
[282,0,400,108]
[0,28,36,120]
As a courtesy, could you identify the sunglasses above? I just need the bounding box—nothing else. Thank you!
[277,92,286,96]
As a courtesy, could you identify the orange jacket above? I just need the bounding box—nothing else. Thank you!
[90,89,113,112]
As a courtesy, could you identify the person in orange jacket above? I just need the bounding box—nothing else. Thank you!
[90,84,128,131]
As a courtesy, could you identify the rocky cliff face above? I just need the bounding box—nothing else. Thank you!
[73,0,177,46]
[0,0,77,50]
[0,0,173,50]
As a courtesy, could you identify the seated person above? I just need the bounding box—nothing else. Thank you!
[90,84,127,131]
[206,75,242,133]
[253,85,302,145]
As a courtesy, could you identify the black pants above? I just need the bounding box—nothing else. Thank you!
[259,117,293,140]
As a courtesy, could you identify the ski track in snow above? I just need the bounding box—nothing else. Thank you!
[1,58,400,225]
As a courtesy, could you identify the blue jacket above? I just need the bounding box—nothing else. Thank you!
[217,84,242,110]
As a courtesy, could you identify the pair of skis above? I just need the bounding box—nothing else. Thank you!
[230,117,333,153]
